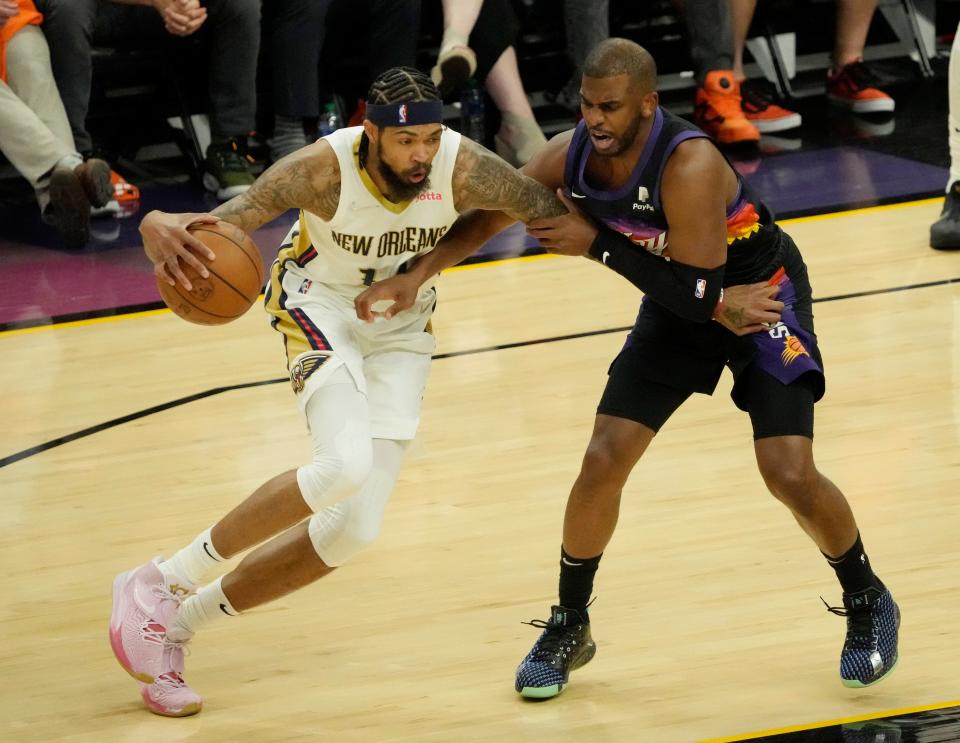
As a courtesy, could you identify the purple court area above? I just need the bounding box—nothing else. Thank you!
[739,146,949,217]
[0,145,947,329]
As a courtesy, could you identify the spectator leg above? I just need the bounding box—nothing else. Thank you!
[32,0,100,153]
[202,0,261,141]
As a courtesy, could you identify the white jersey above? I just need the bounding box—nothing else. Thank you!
[275,125,462,299]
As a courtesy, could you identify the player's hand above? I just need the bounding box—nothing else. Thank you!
[354,274,420,322]
[140,210,220,290]
[155,0,207,36]
[526,188,599,256]
[714,281,784,335]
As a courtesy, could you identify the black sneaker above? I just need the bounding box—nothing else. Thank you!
[75,158,113,208]
[46,163,93,249]
[204,139,255,201]
[930,182,960,250]
[823,586,900,688]
[515,605,596,699]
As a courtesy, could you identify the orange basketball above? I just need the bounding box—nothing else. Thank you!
[157,221,265,325]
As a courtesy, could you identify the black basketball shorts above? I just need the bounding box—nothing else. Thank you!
[596,230,825,440]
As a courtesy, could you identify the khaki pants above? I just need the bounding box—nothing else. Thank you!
[0,25,80,207]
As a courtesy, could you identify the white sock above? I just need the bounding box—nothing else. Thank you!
[949,24,960,190]
[168,576,238,642]
[55,152,83,171]
[159,527,224,592]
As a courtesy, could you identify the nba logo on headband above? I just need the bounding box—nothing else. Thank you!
[366,100,443,126]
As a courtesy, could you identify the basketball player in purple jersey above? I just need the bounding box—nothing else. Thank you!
[356,39,900,698]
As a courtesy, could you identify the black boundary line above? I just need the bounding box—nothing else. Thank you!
[1,275,957,470]
[0,379,284,469]
[0,194,946,334]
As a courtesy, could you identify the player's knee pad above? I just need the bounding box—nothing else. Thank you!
[297,420,374,513]
[306,459,397,566]
[307,496,385,567]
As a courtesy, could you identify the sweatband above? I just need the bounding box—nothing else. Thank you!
[589,229,725,322]
[365,101,444,127]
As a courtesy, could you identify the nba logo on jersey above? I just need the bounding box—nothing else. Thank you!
[398,104,408,124]
[299,278,313,294]
[695,278,706,298]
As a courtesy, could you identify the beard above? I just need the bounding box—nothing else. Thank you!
[376,157,432,201]
[592,114,644,157]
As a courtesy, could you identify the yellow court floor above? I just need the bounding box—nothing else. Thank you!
[0,199,958,742]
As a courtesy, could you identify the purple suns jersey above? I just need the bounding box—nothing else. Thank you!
[563,107,783,285]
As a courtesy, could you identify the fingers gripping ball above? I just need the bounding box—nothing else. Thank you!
[158,222,265,325]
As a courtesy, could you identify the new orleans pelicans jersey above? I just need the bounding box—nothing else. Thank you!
[564,107,783,285]
[275,125,462,299]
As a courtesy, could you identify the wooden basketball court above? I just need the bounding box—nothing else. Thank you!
[1,199,958,742]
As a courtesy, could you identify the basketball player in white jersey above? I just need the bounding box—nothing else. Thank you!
[112,66,567,717]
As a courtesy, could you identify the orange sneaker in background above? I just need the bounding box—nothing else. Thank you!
[111,170,140,203]
[826,61,895,114]
[740,80,802,132]
[693,70,760,145]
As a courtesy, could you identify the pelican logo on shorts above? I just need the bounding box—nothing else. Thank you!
[398,104,408,124]
[290,352,330,393]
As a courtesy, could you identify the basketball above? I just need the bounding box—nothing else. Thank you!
[157,221,265,325]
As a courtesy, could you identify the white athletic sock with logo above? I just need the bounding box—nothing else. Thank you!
[168,576,238,641]
[159,527,224,591]
[949,24,960,189]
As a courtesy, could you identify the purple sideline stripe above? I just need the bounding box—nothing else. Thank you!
[0,147,947,327]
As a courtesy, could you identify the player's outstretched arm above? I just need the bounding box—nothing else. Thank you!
[140,141,341,289]
[212,139,341,230]
[403,134,571,285]
[565,139,781,332]
[354,133,572,321]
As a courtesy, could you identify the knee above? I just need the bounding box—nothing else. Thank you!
[758,457,819,512]
[298,437,373,512]
[576,441,627,497]
[207,0,261,26]
[38,0,98,30]
[339,508,384,557]
[8,53,50,88]
[308,501,383,567]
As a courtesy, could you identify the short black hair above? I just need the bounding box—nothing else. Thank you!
[583,38,657,92]
[366,66,440,105]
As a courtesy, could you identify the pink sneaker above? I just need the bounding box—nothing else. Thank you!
[140,646,203,717]
[109,559,183,683]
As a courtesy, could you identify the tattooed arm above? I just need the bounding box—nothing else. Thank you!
[407,133,571,279]
[211,140,341,229]
[141,140,341,289]
[354,132,574,320]
[451,135,567,221]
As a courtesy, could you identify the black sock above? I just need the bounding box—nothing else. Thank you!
[823,533,884,595]
[558,546,602,614]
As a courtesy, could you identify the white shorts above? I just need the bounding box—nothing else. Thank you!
[265,265,436,440]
